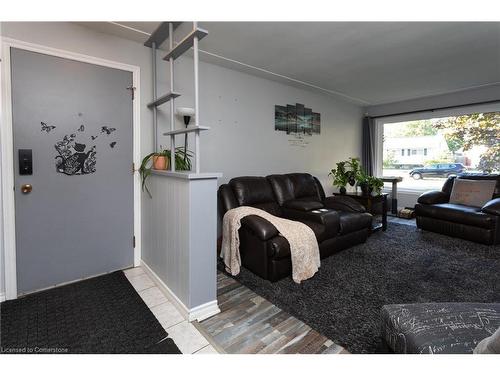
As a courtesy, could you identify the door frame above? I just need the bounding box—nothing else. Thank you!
[1,37,142,300]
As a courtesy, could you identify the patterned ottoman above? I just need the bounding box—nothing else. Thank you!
[381,303,500,354]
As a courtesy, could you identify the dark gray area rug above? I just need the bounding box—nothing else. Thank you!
[227,223,500,354]
[0,271,181,354]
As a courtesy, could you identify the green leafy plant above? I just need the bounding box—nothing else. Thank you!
[329,157,361,193]
[357,170,384,196]
[139,147,194,198]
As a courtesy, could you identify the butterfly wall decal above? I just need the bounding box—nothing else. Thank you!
[41,122,56,133]
[78,125,85,132]
[91,135,98,140]
[101,126,116,135]
[109,142,117,148]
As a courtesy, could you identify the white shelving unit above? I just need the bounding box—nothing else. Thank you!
[163,126,210,136]
[145,22,209,173]
[143,22,221,322]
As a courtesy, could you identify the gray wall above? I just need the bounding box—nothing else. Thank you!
[156,54,364,189]
[0,22,364,299]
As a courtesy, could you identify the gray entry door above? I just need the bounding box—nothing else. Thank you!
[11,48,134,294]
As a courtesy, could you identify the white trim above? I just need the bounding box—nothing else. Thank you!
[0,292,5,302]
[190,300,221,322]
[0,37,142,299]
[141,260,220,322]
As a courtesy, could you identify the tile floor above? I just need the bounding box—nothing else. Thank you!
[123,267,218,354]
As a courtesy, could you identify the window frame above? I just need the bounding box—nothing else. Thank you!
[373,102,500,194]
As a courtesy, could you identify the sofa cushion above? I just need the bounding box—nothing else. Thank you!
[266,174,294,205]
[324,195,366,213]
[338,212,372,234]
[300,220,328,242]
[267,220,328,254]
[283,200,324,211]
[415,203,495,229]
[229,177,281,216]
[287,173,322,201]
[381,303,500,354]
[449,179,496,207]
[458,174,500,199]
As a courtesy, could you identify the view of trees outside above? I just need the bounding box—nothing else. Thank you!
[382,111,500,190]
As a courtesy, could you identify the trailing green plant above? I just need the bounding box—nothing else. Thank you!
[139,147,194,198]
[329,157,361,192]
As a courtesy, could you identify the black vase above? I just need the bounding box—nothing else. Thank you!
[339,186,347,194]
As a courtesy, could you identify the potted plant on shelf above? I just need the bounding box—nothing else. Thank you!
[139,147,194,198]
[357,171,384,196]
[329,157,361,194]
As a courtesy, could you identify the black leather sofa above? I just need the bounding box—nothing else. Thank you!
[218,173,372,281]
[415,174,500,245]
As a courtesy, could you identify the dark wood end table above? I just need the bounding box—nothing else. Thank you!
[332,192,388,232]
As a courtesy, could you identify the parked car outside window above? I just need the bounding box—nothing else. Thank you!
[409,163,466,180]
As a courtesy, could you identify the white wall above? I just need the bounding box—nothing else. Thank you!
[0,22,364,298]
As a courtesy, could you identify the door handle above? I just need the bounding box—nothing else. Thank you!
[21,184,32,194]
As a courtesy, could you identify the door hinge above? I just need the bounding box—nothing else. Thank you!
[133,235,136,248]
[126,85,136,100]
[132,162,136,174]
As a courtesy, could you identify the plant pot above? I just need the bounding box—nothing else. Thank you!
[153,155,169,170]
[359,183,372,196]
[339,186,347,195]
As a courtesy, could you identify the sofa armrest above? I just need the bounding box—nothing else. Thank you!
[482,198,500,216]
[240,215,279,241]
[282,208,339,236]
[417,190,449,205]
[282,200,323,211]
[323,196,366,213]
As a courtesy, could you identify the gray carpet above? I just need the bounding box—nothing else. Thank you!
[230,223,500,354]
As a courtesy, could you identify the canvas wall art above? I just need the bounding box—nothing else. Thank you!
[275,103,321,135]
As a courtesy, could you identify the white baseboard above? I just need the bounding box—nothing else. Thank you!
[0,292,5,302]
[140,260,219,322]
[190,300,221,322]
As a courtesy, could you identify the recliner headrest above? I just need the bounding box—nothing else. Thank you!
[286,173,321,200]
[229,176,276,206]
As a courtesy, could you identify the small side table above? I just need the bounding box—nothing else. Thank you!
[332,192,388,231]
[381,176,403,215]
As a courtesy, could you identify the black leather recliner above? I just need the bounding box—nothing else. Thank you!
[218,173,373,281]
[415,175,500,245]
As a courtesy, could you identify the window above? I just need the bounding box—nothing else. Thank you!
[382,112,499,191]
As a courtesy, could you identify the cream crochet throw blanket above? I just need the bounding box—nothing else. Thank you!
[221,206,320,283]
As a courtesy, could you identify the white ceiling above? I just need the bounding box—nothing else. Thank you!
[77,22,500,105]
